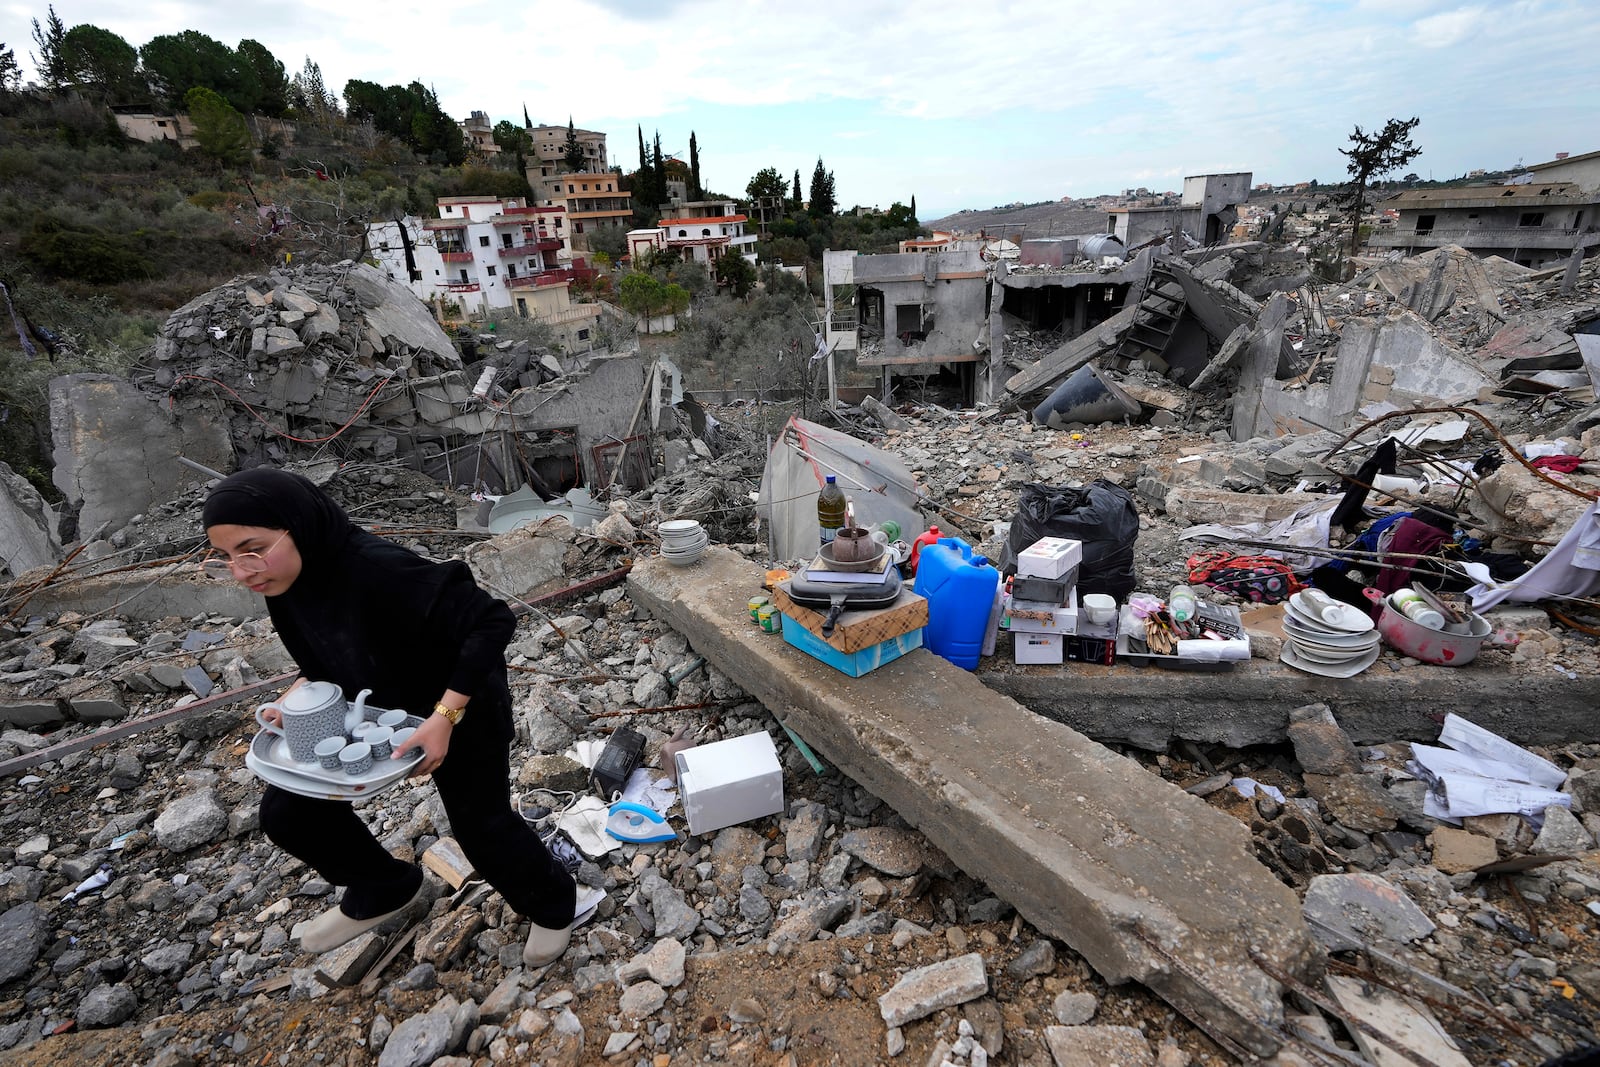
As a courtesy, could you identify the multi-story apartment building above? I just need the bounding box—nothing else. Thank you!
[460,111,499,157]
[367,195,600,351]
[517,122,632,254]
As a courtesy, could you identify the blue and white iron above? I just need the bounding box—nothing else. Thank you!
[605,801,677,843]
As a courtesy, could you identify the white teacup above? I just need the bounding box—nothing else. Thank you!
[377,709,408,729]
[365,726,394,761]
[314,736,346,771]
[339,741,373,776]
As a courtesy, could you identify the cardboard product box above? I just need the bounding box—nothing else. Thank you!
[780,614,923,677]
[674,730,785,836]
[1003,588,1079,635]
[770,584,928,653]
[1017,537,1084,580]
[1015,631,1066,665]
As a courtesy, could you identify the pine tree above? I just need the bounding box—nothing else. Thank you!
[808,157,836,218]
[636,125,653,207]
[652,131,666,207]
[29,5,66,91]
[688,131,701,201]
[0,44,19,92]
[563,116,585,171]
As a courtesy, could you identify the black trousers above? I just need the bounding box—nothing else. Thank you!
[260,720,575,929]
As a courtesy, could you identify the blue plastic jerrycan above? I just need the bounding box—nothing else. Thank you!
[913,536,1001,671]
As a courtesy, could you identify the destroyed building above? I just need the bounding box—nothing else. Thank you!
[1371,149,1600,269]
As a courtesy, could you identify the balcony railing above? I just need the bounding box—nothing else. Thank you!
[498,239,561,257]
[529,305,602,326]
[440,251,475,263]
[507,270,568,290]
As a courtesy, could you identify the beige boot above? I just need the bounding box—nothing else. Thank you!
[522,885,606,967]
[294,882,427,954]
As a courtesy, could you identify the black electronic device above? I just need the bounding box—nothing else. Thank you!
[592,726,646,799]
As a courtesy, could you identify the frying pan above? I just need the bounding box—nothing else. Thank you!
[780,568,904,637]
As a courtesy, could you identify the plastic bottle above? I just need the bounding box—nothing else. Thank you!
[908,524,942,572]
[913,537,1001,671]
[816,475,846,546]
[1168,584,1198,624]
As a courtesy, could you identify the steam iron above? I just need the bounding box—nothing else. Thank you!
[605,801,676,843]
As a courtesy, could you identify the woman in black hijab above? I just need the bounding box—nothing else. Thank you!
[202,468,600,965]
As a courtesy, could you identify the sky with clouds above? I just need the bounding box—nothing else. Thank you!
[4,0,1598,219]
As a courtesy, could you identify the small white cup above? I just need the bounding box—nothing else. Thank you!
[314,736,346,771]
[365,726,394,761]
[339,741,373,776]
[377,709,408,729]
[391,726,416,755]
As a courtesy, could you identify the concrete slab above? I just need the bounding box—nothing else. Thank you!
[629,549,1319,1056]
[980,655,1599,750]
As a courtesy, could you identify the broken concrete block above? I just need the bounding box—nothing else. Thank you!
[1468,463,1592,547]
[1303,773,1400,834]
[1286,704,1363,776]
[1302,872,1435,951]
[877,952,988,1027]
[1044,1025,1154,1067]
[0,461,61,577]
[1164,487,1325,526]
[63,681,127,722]
[0,698,66,729]
[1532,805,1595,854]
[1428,827,1498,874]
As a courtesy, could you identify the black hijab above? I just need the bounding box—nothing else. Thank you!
[202,468,353,582]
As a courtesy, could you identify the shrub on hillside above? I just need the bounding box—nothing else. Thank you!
[19,215,150,283]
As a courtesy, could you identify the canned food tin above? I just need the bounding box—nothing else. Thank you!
[757,603,781,633]
[748,595,770,622]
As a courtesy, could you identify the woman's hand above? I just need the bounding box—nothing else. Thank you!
[394,713,452,776]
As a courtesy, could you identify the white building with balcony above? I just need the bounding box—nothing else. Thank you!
[649,200,758,265]
[367,195,601,350]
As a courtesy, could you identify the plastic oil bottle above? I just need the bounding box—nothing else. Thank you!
[816,475,846,546]
[913,536,1001,671]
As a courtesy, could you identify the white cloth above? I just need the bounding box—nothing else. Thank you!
[1469,501,1600,609]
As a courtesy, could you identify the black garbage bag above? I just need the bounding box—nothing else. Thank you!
[998,480,1139,600]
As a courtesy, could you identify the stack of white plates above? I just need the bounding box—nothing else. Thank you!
[658,518,709,567]
[1280,589,1381,678]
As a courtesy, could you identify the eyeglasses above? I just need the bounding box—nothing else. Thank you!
[200,531,289,581]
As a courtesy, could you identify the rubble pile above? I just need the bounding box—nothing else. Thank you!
[0,240,1598,1064]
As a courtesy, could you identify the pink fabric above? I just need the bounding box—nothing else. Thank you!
[1376,516,1450,594]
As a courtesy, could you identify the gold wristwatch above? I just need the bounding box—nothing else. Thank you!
[433,702,466,725]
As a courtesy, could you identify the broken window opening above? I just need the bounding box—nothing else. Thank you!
[516,298,528,317]
[1519,212,1545,228]
[1415,214,1435,236]
[895,303,927,344]
[858,288,885,338]
[478,235,491,247]
[513,429,583,497]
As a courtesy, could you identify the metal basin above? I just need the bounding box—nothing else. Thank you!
[1376,601,1490,667]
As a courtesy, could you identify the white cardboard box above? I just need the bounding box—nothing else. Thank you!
[1015,631,1066,665]
[674,731,785,836]
[1017,537,1084,579]
[1003,588,1079,634]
